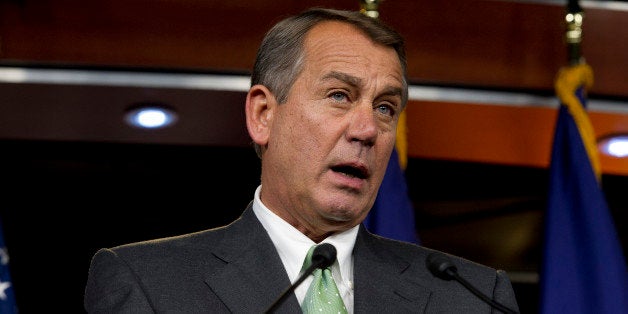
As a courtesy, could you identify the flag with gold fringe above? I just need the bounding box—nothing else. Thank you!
[364,110,418,244]
[539,63,628,314]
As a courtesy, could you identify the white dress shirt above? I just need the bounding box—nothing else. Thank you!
[252,185,358,313]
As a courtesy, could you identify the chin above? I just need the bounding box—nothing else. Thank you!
[317,192,371,221]
[323,205,367,225]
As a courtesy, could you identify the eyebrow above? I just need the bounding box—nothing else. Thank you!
[321,71,361,88]
[321,71,403,101]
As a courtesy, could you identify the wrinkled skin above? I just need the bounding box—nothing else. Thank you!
[246,21,405,242]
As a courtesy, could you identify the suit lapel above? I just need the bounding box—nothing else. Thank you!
[202,209,433,312]
[353,226,431,313]
[204,205,301,313]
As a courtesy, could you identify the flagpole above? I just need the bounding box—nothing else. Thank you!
[359,0,380,19]
[565,0,584,65]
[556,0,599,178]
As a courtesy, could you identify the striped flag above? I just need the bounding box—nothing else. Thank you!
[539,63,628,314]
[364,110,419,244]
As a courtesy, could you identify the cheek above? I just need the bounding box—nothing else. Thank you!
[290,110,328,149]
[272,111,318,163]
[292,131,324,169]
[275,100,342,164]
[376,138,397,172]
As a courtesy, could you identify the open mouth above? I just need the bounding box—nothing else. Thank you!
[331,165,368,179]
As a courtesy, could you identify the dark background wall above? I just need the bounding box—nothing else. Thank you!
[1,141,261,312]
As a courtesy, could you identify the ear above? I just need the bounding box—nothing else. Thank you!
[245,84,276,147]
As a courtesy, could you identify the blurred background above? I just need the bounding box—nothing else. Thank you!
[1,0,627,312]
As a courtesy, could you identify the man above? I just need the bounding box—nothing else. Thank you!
[84,8,519,313]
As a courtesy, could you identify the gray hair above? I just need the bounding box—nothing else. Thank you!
[250,7,408,157]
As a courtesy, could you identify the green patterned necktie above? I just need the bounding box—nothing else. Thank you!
[301,245,348,314]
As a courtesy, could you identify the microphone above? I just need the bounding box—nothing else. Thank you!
[426,252,519,314]
[264,243,337,313]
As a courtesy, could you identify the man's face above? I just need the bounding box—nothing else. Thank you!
[259,21,405,239]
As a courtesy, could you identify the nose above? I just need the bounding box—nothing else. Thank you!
[345,105,378,146]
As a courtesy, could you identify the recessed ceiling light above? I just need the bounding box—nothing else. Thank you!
[598,135,628,158]
[125,104,177,129]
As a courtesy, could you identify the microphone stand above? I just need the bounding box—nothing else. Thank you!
[446,269,518,314]
[264,262,321,313]
[427,252,519,314]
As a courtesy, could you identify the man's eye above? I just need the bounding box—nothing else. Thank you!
[330,91,348,102]
[376,104,395,117]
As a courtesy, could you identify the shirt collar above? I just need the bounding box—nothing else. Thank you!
[251,185,358,284]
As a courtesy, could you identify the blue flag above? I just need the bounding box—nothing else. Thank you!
[539,64,628,314]
[0,221,17,313]
[364,147,418,244]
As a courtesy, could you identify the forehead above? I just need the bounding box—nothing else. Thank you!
[304,21,373,52]
[301,21,403,80]
[304,21,401,67]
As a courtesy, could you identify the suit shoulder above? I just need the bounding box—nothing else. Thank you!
[96,224,228,266]
[364,232,500,275]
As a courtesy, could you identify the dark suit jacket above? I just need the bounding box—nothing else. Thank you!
[84,204,519,313]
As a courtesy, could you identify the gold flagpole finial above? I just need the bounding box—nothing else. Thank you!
[565,0,584,65]
[360,0,381,19]
[565,11,583,45]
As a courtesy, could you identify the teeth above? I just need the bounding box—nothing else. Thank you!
[341,171,356,178]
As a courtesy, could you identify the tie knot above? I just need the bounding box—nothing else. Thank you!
[301,244,347,313]
[302,244,335,271]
